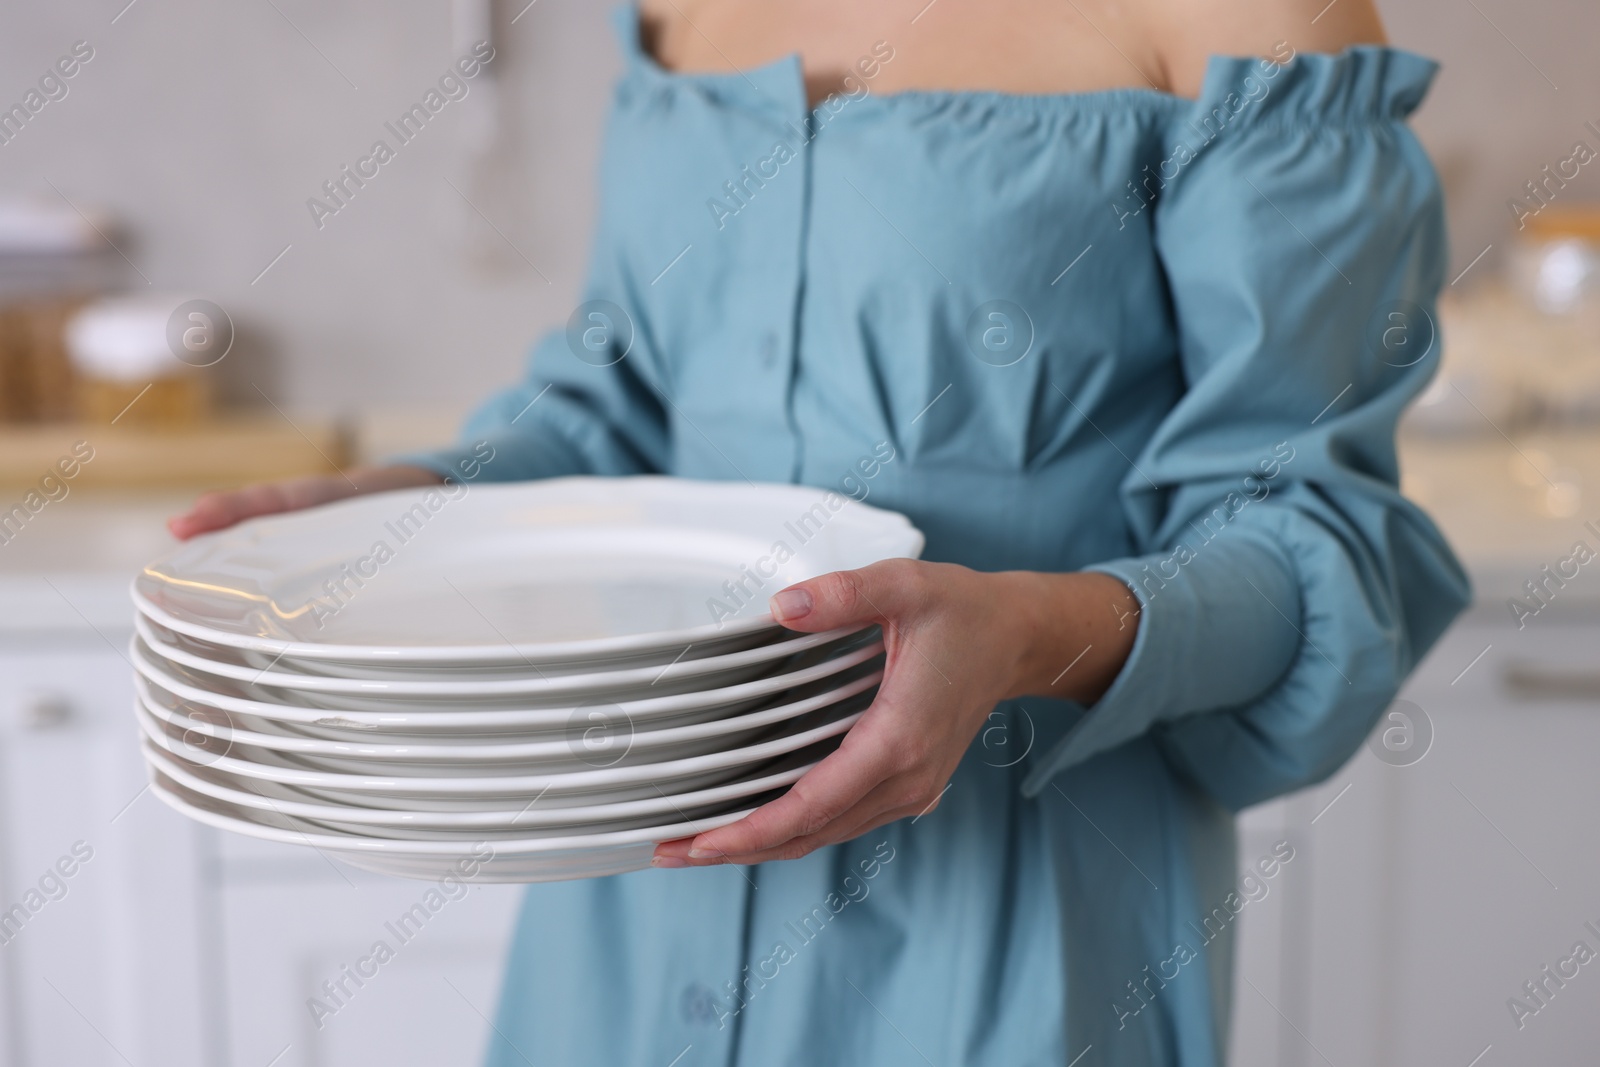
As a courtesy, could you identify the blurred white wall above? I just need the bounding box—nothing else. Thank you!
[0,0,1595,418]
[0,0,618,424]
[1390,0,1600,280]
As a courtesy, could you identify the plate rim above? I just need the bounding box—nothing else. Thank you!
[131,580,785,664]
[129,633,883,727]
[134,613,864,696]
[134,665,882,760]
[140,736,818,828]
[132,696,867,794]
[134,476,924,662]
[147,768,761,855]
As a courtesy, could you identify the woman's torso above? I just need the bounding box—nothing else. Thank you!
[599,9,1208,574]
[476,7,1434,1063]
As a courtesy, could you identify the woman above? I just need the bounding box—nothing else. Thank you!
[173,0,1469,1062]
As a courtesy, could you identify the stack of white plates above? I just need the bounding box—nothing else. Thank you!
[130,477,922,883]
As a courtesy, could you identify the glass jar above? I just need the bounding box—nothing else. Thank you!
[65,296,212,426]
[0,194,120,422]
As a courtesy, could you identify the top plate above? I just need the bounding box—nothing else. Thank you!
[135,477,923,664]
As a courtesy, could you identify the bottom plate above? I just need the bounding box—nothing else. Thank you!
[336,846,667,883]
[148,769,759,884]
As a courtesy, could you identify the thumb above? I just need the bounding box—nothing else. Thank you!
[768,559,921,633]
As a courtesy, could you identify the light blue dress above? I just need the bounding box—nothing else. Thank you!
[402,10,1469,1065]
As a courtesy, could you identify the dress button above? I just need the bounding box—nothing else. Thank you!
[759,333,779,370]
[681,982,723,1026]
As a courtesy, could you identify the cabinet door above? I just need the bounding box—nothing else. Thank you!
[211,834,522,1067]
[1254,729,1405,1067]
[0,640,212,1067]
[1247,611,1600,1067]
[1228,799,1297,1067]
[1374,617,1600,1067]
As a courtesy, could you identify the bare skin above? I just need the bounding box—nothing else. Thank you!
[167,465,443,541]
[168,0,1386,867]
[638,0,1386,105]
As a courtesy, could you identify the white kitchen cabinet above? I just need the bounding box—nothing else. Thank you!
[0,593,521,1067]
[208,838,521,1067]
[1226,603,1600,1067]
[0,635,211,1067]
[1373,611,1600,1067]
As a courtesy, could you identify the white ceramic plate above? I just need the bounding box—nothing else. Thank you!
[135,477,923,664]
[149,771,767,850]
[261,703,860,778]
[340,851,663,882]
[130,632,883,732]
[135,666,882,762]
[278,749,836,811]
[134,585,778,673]
[143,612,785,683]
[134,613,860,697]
[136,699,747,805]
[147,771,762,883]
[144,745,790,841]
[140,737,822,830]
[148,751,757,841]
[226,631,779,682]
[133,694,868,795]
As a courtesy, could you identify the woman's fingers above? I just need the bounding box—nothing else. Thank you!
[668,782,933,866]
[768,558,927,633]
[646,558,1018,871]
[167,483,290,539]
[671,722,905,860]
[168,477,334,539]
[654,564,952,866]
[727,807,923,866]
[166,465,444,539]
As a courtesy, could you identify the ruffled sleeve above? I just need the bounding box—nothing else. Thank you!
[1020,46,1471,808]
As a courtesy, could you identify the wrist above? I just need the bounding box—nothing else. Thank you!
[996,570,1140,705]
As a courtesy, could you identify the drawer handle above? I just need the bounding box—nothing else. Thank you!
[1503,663,1600,701]
[18,692,73,730]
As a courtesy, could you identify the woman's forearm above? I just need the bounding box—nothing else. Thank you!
[994,570,1140,705]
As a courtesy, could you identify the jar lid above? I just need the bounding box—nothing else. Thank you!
[66,295,193,382]
[0,195,108,255]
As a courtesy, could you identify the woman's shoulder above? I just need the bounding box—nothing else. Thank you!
[1132,0,1389,98]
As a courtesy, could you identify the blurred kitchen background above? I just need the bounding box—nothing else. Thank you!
[2,0,1600,1065]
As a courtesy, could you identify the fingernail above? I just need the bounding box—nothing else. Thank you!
[687,847,725,860]
[651,855,688,868]
[769,588,812,622]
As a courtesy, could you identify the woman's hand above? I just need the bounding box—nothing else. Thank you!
[652,559,1139,867]
[167,464,445,540]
